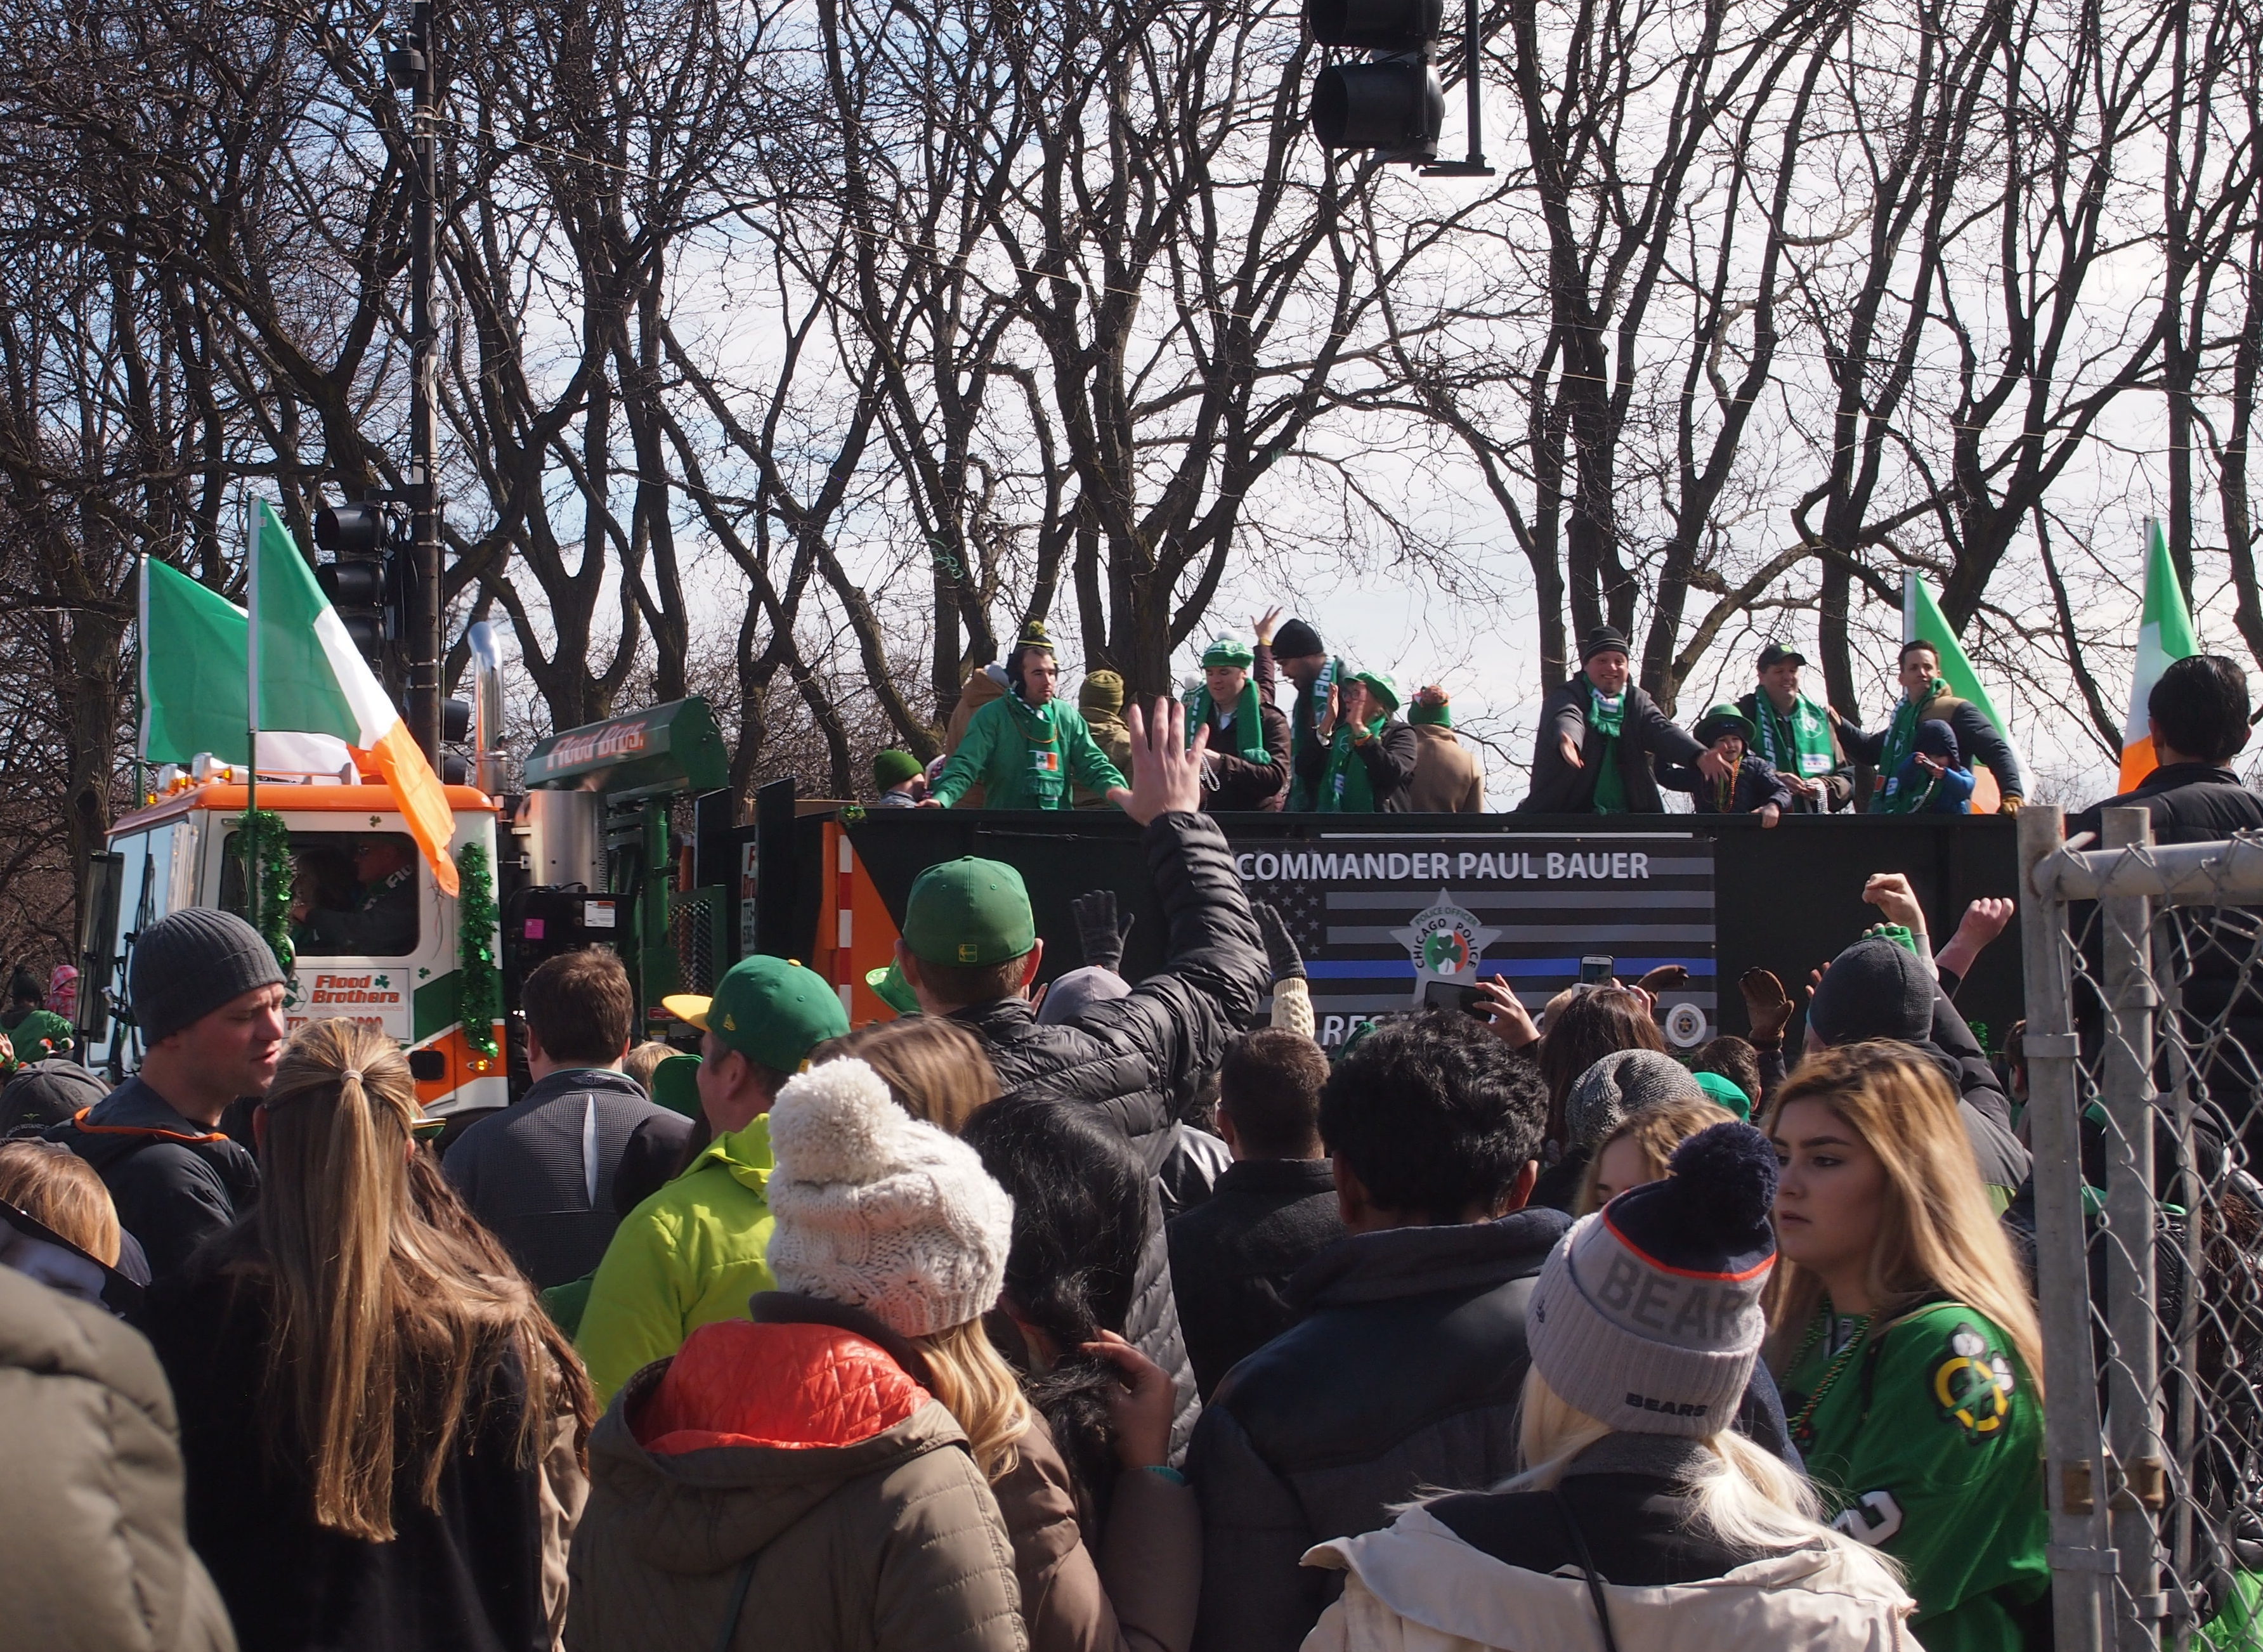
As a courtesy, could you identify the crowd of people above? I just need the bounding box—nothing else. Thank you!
[866,615,2036,819]
[0,654,2258,1652]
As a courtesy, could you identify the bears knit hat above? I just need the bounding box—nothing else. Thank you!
[1526,1121,1779,1436]
[1807,935,1934,1045]
[766,1058,1014,1337]
[1079,670,1126,716]
[873,748,923,790]
[1581,625,1631,662]
[901,858,1036,966]
[663,954,849,1073]
[1564,1048,1705,1150]
[129,907,285,1048]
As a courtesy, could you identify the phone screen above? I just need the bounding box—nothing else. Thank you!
[1579,955,1614,985]
[1423,979,1488,1018]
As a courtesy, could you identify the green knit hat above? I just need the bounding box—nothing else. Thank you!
[1694,703,1757,746]
[1692,1069,1752,1120]
[873,749,922,789]
[1408,687,1452,727]
[662,955,848,1072]
[1079,670,1125,715]
[1201,636,1255,670]
[902,857,1036,966]
[1350,670,1401,715]
[649,1053,703,1118]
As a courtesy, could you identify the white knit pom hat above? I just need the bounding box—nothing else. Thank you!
[765,1058,1014,1337]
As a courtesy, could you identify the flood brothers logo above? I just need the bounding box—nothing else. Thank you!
[1392,892,1501,1006]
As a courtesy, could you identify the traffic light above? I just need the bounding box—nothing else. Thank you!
[1307,0,1444,160]
[314,502,397,667]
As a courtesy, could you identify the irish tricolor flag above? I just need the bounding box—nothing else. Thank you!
[247,503,462,897]
[140,558,353,777]
[2119,519,2198,791]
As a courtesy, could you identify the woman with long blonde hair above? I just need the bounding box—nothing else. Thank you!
[1766,1041,2047,1651]
[1305,1122,1910,1650]
[136,1018,595,1652]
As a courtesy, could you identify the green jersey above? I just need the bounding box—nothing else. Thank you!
[1783,1300,2048,1652]
[931,694,1126,810]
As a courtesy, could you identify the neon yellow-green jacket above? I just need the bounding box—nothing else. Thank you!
[573,1113,777,1404]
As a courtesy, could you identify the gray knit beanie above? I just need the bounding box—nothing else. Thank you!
[1526,1121,1779,1436]
[129,909,285,1048]
[1563,1048,1704,1152]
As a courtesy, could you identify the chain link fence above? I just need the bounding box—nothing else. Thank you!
[2019,810,2263,1651]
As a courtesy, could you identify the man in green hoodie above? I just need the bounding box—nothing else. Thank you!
[574,954,849,1402]
[928,622,1130,810]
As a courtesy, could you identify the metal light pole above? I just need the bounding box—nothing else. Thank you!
[407,0,444,764]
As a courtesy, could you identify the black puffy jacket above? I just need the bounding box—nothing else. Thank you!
[949,809,1270,1463]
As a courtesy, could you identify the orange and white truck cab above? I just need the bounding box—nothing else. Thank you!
[86,771,509,1116]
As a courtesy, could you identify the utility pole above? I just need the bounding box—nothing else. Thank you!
[406,0,443,763]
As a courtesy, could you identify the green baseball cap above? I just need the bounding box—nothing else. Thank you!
[649,1053,703,1117]
[865,961,922,1016]
[901,857,1036,966]
[662,955,847,1072]
[1692,1069,1752,1119]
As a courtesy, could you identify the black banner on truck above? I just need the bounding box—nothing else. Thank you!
[1232,831,1716,1048]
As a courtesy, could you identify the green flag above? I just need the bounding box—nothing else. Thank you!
[250,501,375,741]
[1903,573,2008,731]
[140,558,254,765]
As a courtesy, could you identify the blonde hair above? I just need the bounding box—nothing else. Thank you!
[914,1316,1032,1481]
[1574,1097,1738,1216]
[1761,1041,2043,1395]
[1509,1369,1900,1578]
[0,1141,122,1265]
[817,1018,999,1135]
[252,1019,596,1540]
[621,1040,679,1091]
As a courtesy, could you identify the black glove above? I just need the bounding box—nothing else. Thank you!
[1251,901,1305,981]
[1071,888,1134,973]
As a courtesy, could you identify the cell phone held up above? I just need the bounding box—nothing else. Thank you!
[1422,979,1489,1020]
[1579,955,1614,985]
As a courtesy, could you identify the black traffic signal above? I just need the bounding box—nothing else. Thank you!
[1307,0,1444,159]
[314,501,398,667]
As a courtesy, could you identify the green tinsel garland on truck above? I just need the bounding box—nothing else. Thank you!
[455,840,502,1060]
[237,808,297,988]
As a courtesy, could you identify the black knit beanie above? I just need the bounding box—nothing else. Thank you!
[1273,618,1324,660]
[129,909,285,1048]
[1807,935,1933,1045]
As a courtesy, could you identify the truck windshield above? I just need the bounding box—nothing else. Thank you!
[222,830,421,958]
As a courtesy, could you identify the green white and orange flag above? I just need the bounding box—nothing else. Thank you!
[248,502,461,896]
[2119,519,2199,791]
[139,557,353,776]
[1903,572,2020,812]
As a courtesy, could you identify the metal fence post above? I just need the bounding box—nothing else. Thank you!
[2101,807,2165,1648]
[2021,805,2112,1652]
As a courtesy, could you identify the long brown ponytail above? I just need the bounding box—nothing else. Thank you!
[256,1019,595,1539]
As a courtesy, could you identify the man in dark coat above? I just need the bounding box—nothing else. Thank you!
[1262,613,1333,811]
[1293,668,1418,812]
[1846,637,2028,812]
[895,696,1269,1459]
[1187,1012,1794,1652]
[1167,1028,1344,1398]
[1189,636,1291,811]
[441,948,693,1289]
[1520,626,1724,813]
[49,909,280,1280]
[2070,654,2263,1158]
[1735,641,1856,811]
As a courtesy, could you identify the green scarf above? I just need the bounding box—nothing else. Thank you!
[1189,679,1269,764]
[1289,657,1346,811]
[1871,677,1947,815]
[1002,691,1067,808]
[1588,682,1629,815]
[1319,717,1383,812]
[1752,692,1837,783]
